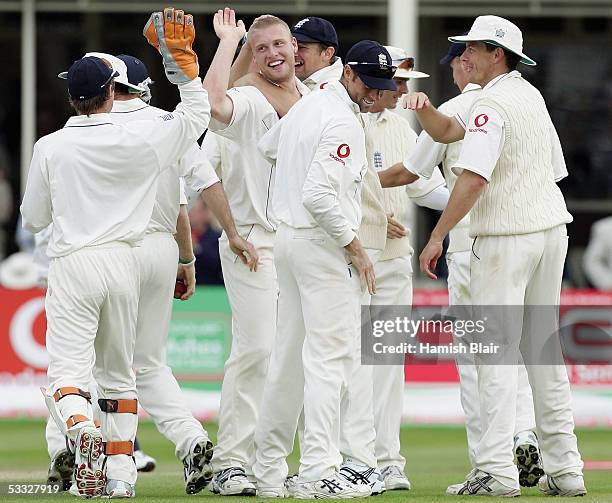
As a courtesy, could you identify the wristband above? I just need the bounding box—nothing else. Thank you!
[179,256,196,266]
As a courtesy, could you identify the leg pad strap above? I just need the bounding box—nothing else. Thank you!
[105,441,134,456]
[98,398,138,414]
[66,414,90,429]
[53,387,91,402]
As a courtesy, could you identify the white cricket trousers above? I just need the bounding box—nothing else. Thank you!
[214,225,278,472]
[470,225,583,488]
[46,244,139,485]
[253,224,361,488]
[340,255,412,471]
[339,249,381,469]
[133,232,208,461]
[446,250,536,468]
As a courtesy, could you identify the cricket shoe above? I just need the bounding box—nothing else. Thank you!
[103,480,135,498]
[446,470,520,497]
[211,467,257,496]
[183,438,214,494]
[70,426,106,498]
[340,459,384,495]
[380,465,411,491]
[285,474,299,496]
[538,473,587,497]
[257,486,288,498]
[134,450,156,473]
[47,449,75,491]
[292,473,371,499]
[514,431,544,487]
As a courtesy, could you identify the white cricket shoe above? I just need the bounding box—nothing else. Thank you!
[380,465,411,491]
[292,473,371,499]
[340,459,384,495]
[71,426,106,498]
[514,431,544,487]
[211,467,257,496]
[538,473,587,497]
[257,486,288,498]
[446,470,520,497]
[104,480,135,498]
[183,438,214,494]
[285,474,299,496]
[47,449,75,491]
[134,450,156,473]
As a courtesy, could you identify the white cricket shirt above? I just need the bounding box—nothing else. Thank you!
[259,80,366,247]
[111,98,219,234]
[302,58,344,91]
[207,80,309,232]
[21,79,210,257]
[452,72,568,182]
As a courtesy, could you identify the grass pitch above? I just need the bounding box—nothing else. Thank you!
[0,419,610,502]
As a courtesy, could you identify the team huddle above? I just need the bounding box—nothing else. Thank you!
[20,5,586,500]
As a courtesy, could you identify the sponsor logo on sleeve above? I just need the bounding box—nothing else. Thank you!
[329,143,351,166]
[468,113,489,134]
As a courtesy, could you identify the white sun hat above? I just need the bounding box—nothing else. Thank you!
[448,15,536,66]
[384,46,430,79]
[58,52,145,92]
[0,252,39,289]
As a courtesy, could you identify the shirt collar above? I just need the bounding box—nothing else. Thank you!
[64,113,115,128]
[483,70,521,91]
[111,98,149,113]
[326,79,361,115]
[462,83,481,93]
[303,58,344,89]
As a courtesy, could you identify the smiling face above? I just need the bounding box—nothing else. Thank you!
[342,66,383,112]
[460,41,503,87]
[294,42,334,80]
[371,77,408,112]
[249,23,297,84]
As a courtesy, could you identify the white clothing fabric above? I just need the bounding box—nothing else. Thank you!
[208,80,309,232]
[213,225,278,472]
[451,72,572,237]
[405,84,481,253]
[46,244,140,484]
[21,79,210,256]
[470,226,583,488]
[302,58,344,90]
[110,98,219,234]
[259,80,366,248]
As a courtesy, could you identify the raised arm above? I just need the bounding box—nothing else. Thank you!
[378,161,419,188]
[202,8,246,125]
[405,92,465,144]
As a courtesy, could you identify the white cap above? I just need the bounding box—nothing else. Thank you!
[448,15,536,66]
[58,52,145,92]
[0,252,39,289]
[384,46,429,79]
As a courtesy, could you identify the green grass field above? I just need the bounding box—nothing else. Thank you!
[0,420,610,502]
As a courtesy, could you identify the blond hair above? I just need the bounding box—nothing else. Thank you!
[249,15,291,38]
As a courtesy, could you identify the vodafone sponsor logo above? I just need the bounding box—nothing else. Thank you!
[337,143,351,158]
[10,297,48,369]
[474,114,488,127]
[468,113,489,134]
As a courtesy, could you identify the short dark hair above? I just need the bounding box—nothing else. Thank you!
[113,82,130,96]
[484,43,521,71]
[315,42,337,59]
[69,81,113,116]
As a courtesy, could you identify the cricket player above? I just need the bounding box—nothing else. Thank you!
[110,53,256,494]
[379,40,543,488]
[339,49,448,494]
[202,9,308,495]
[291,17,343,89]
[408,15,585,497]
[253,40,397,499]
[20,9,211,497]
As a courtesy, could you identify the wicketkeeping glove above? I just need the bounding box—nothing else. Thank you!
[143,7,199,84]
